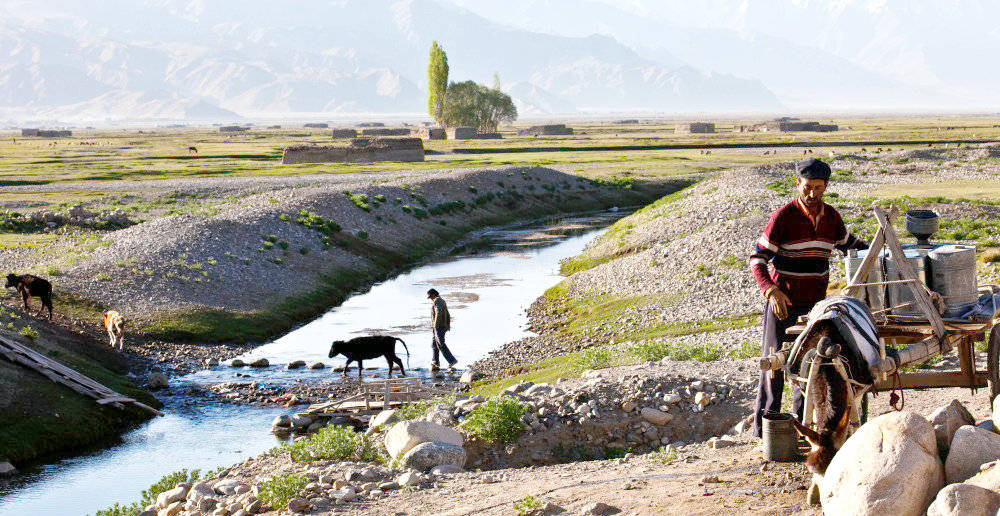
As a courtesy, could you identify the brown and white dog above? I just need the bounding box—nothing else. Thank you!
[103,310,125,351]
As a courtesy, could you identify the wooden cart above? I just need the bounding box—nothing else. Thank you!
[761,206,1000,433]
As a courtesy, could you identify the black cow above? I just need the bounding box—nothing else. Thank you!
[328,335,409,381]
[5,274,53,320]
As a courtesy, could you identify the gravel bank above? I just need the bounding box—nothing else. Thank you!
[0,165,683,340]
[475,143,1000,376]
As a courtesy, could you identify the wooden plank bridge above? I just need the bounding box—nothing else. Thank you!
[0,334,162,416]
[302,377,453,417]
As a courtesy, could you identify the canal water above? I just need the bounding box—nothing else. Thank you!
[0,212,621,516]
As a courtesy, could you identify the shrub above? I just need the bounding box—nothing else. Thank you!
[349,193,371,211]
[286,425,382,463]
[278,213,291,221]
[45,265,61,276]
[278,240,289,250]
[19,326,39,340]
[463,397,530,445]
[299,247,309,255]
[571,346,620,370]
[356,231,369,240]
[257,473,308,510]
[981,248,1000,264]
[513,495,545,516]
[375,194,387,203]
[271,257,283,265]
[730,340,762,360]
[206,257,217,266]
[97,272,111,281]
[96,468,209,516]
[629,340,724,362]
[296,210,341,234]
[262,241,274,250]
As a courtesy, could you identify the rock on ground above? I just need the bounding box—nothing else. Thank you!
[820,411,943,516]
[928,400,975,458]
[383,420,464,459]
[945,425,1000,483]
[926,483,1000,516]
[400,442,467,471]
[966,460,1000,491]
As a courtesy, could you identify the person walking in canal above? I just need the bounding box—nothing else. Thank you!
[427,288,457,371]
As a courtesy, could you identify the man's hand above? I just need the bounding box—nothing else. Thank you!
[767,288,792,320]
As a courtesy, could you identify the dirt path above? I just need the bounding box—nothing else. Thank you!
[352,440,818,515]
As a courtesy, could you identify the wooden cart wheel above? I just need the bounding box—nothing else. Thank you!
[987,323,1000,403]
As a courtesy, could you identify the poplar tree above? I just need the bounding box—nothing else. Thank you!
[427,41,449,125]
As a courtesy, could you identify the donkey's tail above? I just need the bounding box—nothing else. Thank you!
[395,337,410,369]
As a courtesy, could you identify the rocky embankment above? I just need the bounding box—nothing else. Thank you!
[15,166,683,342]
[475,143,1000,377]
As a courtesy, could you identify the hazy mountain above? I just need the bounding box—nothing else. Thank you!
[452,0,997,111]
[0,0,781,121]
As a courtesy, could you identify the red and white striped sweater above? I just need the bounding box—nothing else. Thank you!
[749,200,867,305]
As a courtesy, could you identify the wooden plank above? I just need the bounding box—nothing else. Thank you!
[873,371,988,391]
[0,334,162,416]
[844,225,886,298]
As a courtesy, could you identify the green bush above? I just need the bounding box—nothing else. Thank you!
[277,240,289,250]
[571,346,618,370]
[45,265,61,276]
[19,326,39,340]
[356,231,369,240]
[463,397,530,444]
[349,193,371,211]
[257,473,308,510]
[285,425,382,463]
[629,340,724,362]
[96,468,210,516]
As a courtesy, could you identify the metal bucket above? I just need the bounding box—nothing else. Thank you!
[906,209,940,244]
[884,246,933,315]
[928,244,978,316]
[762,412,802,462]
[846,249,887,310]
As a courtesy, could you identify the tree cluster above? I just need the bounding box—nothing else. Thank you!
[427,42,517,133]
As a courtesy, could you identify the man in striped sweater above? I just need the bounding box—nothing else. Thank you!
[749,158,868,438]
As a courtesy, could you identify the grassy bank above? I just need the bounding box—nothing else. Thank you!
[0,314,161,465]
[124,176,692,343]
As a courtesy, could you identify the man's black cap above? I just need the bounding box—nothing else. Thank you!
[796,158,831,181]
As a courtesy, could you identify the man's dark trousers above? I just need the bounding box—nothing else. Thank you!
[432,327,457,367]
[751,303,813,438]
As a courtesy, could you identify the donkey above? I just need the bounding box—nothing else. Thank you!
[788,321,873,504]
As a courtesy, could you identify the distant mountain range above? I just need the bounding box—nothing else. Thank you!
[0,0,992,122]
[0,0,781,122]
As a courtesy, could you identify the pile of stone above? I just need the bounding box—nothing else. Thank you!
[517,124,573,136]
[304,123,329,128]
[818,399,1000,516]
[360,128,410,136]
[21,129,72,137]
[26,205,131,229]
[219,126,249,133]
[139,461,442,515]
[281,138,424,164]
[331,129,357,138]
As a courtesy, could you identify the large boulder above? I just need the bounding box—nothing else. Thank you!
[926,483,1000,516]
[928,400,975,458]
[944,425,1000,483]
[147,372,168,390]
[820,411,943,516]
[399,442,466,471]
[186,481,215,504]
[384,421,463,459]
[369,410,399,432]
[966,460,1000,491]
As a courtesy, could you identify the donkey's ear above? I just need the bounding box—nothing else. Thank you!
[791,418,822,447]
